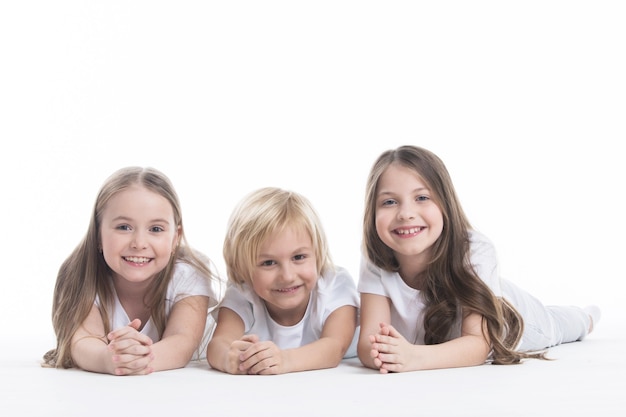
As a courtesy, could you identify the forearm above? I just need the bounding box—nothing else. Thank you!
[149,334,200,371]
[206,337,235,373]
[71,336,115,374]
[411,336,490,371]
[283,337,347,373]
[357,338,378,370]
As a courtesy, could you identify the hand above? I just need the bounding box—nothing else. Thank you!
[224,334,259,374]
[369,322,414,374]
[107,319,155,376]
[238,338,287,375]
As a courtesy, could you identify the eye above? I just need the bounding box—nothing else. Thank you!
[381,198,397,207]
[293,254,307,261]
[416,195,430,202]
[259,259,276,267]
[116,224,131,231]
[149,226,165,233]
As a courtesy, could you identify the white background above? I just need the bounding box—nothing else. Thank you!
[1,1,624,349]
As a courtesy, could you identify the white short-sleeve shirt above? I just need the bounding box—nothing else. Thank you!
[97,262,218,346]
[219,266,359,356]
[358,230,503,344]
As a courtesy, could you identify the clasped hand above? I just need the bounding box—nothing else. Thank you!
[369,322,415,374]
[107,318,155,376]
[228,334,286,375]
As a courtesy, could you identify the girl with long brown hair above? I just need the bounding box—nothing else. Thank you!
[358,145,600,373]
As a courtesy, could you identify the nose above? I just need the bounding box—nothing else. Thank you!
[279,263,297,282]
[131,231,148,249]
[397,202,416,221]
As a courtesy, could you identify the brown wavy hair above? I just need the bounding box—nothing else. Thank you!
[363,145,545,364]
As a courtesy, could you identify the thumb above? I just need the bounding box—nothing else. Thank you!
[128,318,142,330]
[386,324,404,340]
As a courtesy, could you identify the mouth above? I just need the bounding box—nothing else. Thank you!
[394,226,425,236]
[123,256,152,264]
[274,285,302,294]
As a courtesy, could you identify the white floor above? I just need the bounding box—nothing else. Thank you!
[2,315,623,417]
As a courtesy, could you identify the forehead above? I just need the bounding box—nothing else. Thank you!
[378,163,428,191]
[103,185,174,218]
[260,224,313,251]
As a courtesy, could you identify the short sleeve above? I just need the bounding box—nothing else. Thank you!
[468,231,503,297]
[357,256,387,296]
[168,262,219,310]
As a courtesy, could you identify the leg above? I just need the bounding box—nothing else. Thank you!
[501,280,593,351]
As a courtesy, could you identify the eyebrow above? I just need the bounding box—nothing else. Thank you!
[378,187,429,196]
[257,246,313,258]
[110,215,172,225]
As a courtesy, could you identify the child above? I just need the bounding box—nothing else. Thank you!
[358,145,601,373]
[207,187,359,375]
[43,167,222,375]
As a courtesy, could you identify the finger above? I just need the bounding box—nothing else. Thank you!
[114,364,154,376]
[372,333,393,346]
[370,347,380,359]
[241,334,260,344]
[107,326,136,342]
[239,349,264,371]
[239,341,267,361]
[248,357,274,375]
[385,324,402,338]
[128,318,142,331]
[112,354,155,375]
[373,356,383,369]
[378,323,392,336]
[109,330,153,347]
[110,341,153,356]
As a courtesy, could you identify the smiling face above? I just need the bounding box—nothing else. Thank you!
[251,225,318,326]
[375,163,444,274]
[99,184,180,287]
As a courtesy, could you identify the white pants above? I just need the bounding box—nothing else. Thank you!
[501,280,590,351]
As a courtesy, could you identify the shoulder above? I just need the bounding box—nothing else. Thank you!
[223,282,258,305]
[168,262,214,300]
[358,256,386,282]
[317,266,355,289]
[171,262,204,285]
[315,266,358,301]
[357,256,395,294]
[314,266,359,312]
[468,230,498,257]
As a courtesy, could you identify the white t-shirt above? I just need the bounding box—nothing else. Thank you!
[96,262,219,358]
[219,266,359,357]
[357,230,503,344]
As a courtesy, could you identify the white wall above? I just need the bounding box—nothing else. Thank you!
[1,1,624,344]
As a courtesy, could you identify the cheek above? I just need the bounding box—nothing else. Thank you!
[374,213,387,234]
[250,272,270,293]
[304,265,319,284]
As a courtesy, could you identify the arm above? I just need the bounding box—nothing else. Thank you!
[71,305,154,375]
[358,292,391,370]
[239,305,358,375]
[146,295,210,371]
[371,312,491,373]
[206,307,253,374]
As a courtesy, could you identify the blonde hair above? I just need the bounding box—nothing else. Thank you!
[223,187,333,287]
[43,167,218,368]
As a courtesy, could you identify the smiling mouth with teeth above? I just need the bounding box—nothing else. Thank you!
[124,256,152,264]
[275,285,302,293]
[395,227,424,235]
